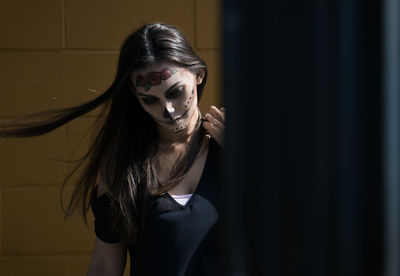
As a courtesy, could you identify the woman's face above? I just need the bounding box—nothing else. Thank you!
[131,63,203,133]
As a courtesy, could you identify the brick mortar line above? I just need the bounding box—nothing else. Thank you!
[0,49,119,53]
[0,254,92,258]
[194,0,197,49]
[0,115,100,121]
[62,0,66,48]
[0,184,80,188]
[0,189,2,255]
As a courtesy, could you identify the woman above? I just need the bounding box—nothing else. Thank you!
[1,23,225,275]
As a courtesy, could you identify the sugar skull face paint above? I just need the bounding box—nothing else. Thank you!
[136,68,178,91]
[132,63,203,133]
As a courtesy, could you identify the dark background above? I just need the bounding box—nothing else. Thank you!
[222,0,399,275]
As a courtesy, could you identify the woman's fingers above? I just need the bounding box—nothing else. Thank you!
[203,106,225,124]
[202,106,225,147]
[209,106,225,123]
[202,120,224,145]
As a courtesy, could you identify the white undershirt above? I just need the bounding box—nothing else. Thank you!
[170,193,193,206]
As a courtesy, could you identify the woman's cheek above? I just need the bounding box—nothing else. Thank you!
[141,104,158,120]
[183,89,195,110]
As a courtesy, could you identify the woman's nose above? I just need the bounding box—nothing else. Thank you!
[163,103,175,119]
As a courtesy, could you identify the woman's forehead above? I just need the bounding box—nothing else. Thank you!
[132,63,193,94]
[133,62,177,76]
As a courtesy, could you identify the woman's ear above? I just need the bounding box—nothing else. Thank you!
[196,69,205,85]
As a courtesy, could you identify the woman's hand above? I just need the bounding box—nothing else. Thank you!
[202,106,225,147]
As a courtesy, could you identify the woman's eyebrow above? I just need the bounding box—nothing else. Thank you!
[137,92,157,98]
[137,81,181,97]
[163,82,181,95]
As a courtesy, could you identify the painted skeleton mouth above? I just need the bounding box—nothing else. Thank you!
[164,109,189,125]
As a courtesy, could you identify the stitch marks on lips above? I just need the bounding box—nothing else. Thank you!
[136,68,178,91]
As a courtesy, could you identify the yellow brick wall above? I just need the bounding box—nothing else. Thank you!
[0,0,221,275]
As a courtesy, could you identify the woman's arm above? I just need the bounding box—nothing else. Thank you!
[87,237,127,276]
[88,176,127,276]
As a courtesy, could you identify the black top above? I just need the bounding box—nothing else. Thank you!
[91,139,223,276]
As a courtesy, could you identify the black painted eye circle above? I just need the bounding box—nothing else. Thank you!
[142,97,158,104]
[166,87,184,99]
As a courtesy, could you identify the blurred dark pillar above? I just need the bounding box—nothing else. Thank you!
[383,1,400,276]
[221,0,395,275]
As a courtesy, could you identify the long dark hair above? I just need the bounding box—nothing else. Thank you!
[0,23,208,245]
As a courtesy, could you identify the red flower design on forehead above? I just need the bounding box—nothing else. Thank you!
[148,72,161,86]
[136,68,177,91]
[136,75,147,87]
[160,68,173,80]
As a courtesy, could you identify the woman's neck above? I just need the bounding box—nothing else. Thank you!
[157,107,200,145]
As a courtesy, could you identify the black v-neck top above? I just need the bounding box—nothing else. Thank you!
[91,139,223,276]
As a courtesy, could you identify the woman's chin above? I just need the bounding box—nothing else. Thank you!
[158,122,188,133]
[168,124,189,133]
